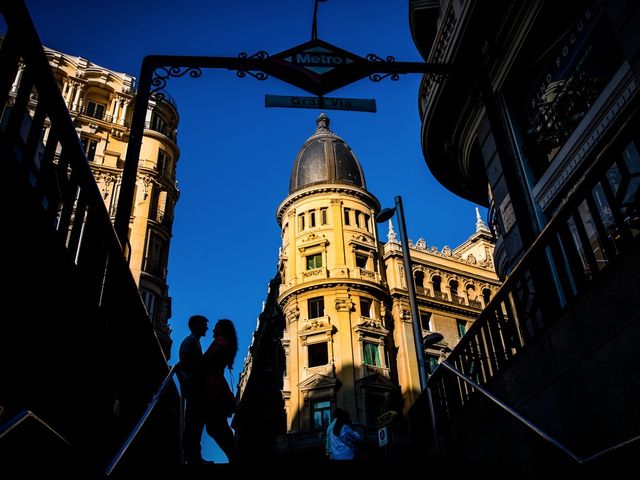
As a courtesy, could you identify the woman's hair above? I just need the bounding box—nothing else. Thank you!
[214,318,238,369]
[333,408,351,436]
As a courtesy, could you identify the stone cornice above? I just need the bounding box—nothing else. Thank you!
[278,279,389,308]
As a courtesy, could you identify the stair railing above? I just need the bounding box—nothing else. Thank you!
[439,360,640,465]
[0,410,92,474]
[104,364,182,476]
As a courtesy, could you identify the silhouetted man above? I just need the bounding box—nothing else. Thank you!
[178,314,208,465]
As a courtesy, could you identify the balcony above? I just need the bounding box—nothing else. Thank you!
[301,267,327,280]
[144,120,177,143]
[142,257,166,280]
[352,267,378,282]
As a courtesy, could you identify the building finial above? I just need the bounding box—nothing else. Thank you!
[387,219,398,243]
[316,112,330,132]
[475,207,490,233]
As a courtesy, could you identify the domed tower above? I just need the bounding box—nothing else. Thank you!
[276,113,395,446]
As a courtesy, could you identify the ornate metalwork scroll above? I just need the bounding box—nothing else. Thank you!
[237,51,269,81]
[366,53,400,82]
[150,66,203,99]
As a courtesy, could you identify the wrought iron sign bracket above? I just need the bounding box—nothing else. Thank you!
[114,42,453,246]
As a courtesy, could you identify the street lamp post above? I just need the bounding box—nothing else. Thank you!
[376,195,440,456]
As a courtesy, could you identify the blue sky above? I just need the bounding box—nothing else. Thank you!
[23,0,486,462]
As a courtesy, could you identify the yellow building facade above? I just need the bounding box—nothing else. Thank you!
[6,42,180,356]
[236,113,500,457]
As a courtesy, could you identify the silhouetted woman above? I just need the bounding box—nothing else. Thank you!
[202,318,238,463]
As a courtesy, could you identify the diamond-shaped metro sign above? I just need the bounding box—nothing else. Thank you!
[269,39,371,97]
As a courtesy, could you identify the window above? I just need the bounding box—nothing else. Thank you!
[355,252,368,269]
[310,210,316,228]
[320,208,328,225]
[360,298,372,318]
[414,271,425,288]
[308,342,328,367]
[420,311,432,331]
[140,288,158,321]
[456,319,468,338]
[308,296,324,319]
[85,101,105,120]
[363,214,370,232]
[80,136,98,162]
[432,276,442,292]
[312,400,331,430]
[355,210,361,228]
[144,230,166,277]
[482,288,492,305]
[344,208,351,225]
[306,253,322,270]
[426,354,439,374]
[150,112,167,133]
[507,3,624,181]
[298,213,305,231]
[157,149,171,176]
[363,341,381,367]
[449,280,459,297]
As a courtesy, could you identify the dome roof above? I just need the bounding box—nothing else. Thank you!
[289,113,366,194]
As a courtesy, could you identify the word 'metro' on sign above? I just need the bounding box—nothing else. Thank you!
[284,47,354,75]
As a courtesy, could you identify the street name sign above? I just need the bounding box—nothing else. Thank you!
[265,94,376,112]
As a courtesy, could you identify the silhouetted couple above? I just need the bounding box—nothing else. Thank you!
[178,315,238,464]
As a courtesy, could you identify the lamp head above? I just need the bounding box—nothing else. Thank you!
[423,332,444,348]
[376,207,396,223]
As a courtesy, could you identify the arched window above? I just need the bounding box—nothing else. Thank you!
[414,270,425,292]
[482,288,492,305]
[449,279,459,298]
[432,276,442,298]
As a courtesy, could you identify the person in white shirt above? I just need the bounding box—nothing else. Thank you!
[326,408,362,460]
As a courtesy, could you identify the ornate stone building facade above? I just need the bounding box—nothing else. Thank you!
[234,114,499,459]
[5,41,180,356]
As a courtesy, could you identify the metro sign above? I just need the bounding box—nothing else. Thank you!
[270,39,369,96]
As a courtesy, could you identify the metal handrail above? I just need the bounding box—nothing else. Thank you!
[0,410,90,465]
[1,410,71,444]
[104,364,179,476]
[439,361,640,464]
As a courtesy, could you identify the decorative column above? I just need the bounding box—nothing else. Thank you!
[460,282,470,306]
[286,210,297,285]
[145,103,154,125]
[64,81,75,106]
[119,98,130,126]
[111,97,121,124]
[10,63,25,94]
[330,199,346,265]
[71,82,82,112]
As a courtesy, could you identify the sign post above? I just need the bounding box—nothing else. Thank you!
[377,410,397,458]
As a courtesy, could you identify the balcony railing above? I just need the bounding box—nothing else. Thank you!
[414,285,484,310]
[144,120,177,142]
[428,131,640,425]
[142,257,167,279]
